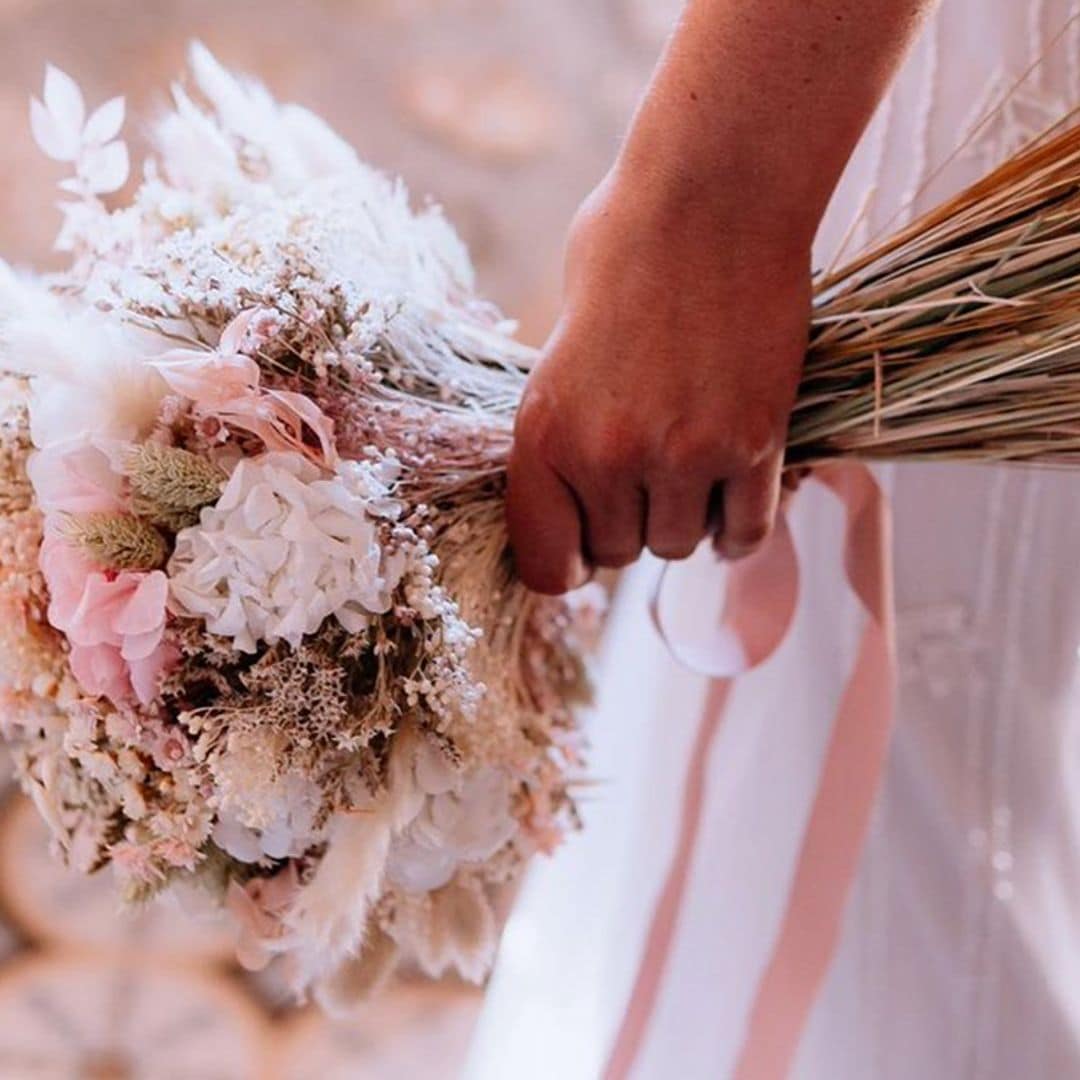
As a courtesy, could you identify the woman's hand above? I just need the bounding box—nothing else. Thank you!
[505,0,935,595]
[507,167,812,594]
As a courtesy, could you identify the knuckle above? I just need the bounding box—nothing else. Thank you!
[587,420,645,479]
[655,420,711,474]
[709,413,783,474]
[736,410,784,466]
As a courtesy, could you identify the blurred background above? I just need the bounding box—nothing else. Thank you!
[0,0,679,1076]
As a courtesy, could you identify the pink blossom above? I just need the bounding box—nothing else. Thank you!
[111,840,166,884]
[226,864,302,971]
[151,309,337,465]
[152,309,263,409]
[40,535,172,705]
[154,837,200,872]
[27,441,125,516]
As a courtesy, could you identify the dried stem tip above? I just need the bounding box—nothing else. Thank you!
[122,442,226,530]
[62,512,169,571]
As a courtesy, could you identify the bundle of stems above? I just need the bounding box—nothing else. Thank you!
[791,112,1080,467]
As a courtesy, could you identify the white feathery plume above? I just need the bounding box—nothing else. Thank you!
[0,282,167,447]
[282,807,394,987]
[282,732,423,988]
[156,82,240,192]
[416,880,498,984]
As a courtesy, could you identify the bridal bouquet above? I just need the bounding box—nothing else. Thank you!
[0,47,600,1006]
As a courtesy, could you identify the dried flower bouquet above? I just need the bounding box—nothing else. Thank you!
[0,47,601,1007]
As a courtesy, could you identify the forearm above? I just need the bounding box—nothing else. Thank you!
[617,0,937,243]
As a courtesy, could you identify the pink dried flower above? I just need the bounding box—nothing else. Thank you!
[226,864,302,971]
[111,839,166,885]
[151,310,337,465]
[40,534,172,705]
[27,441,125,516]
[152,310,264,409]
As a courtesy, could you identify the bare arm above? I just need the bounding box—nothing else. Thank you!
[507,0,936,593]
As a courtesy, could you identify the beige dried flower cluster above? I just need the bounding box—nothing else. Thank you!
[122,442,226,530]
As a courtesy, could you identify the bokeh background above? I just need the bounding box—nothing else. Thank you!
[0,1,679,1076]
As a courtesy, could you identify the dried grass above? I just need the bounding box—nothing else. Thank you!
[792,109,1080,467]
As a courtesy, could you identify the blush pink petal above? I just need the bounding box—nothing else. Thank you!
[39,539,171,706]
[113,571,169,637]
[40,535,98,625]
[28,442,125,515]
[68,642,131,703]
[267,389,338,465]
[66,573,132,646]
[218,308,261,355]
[128,645,174,706]
[153,351,261,408]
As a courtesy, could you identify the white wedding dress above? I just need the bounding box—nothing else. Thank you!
[465,3,1080,1078]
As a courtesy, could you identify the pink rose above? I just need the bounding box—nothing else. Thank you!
[40,535,172,705]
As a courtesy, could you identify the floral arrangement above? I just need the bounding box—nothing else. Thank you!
[0,47,601,1008]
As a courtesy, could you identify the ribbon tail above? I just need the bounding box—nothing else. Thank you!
[733,463,896,1080]
[603,679,734,1080]
[606,463,895,1080]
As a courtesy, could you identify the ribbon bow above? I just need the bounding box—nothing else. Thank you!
[605,462,896,1080]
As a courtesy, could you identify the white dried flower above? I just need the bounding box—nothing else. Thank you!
[167,451,407,652]
[386,742,516,892]
[31,65,129,195]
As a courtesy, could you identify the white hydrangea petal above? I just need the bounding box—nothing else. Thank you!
[167,450,407,652]
[335,606,369,634]
[414,741,460,797]
[213,815,264,864]
[243,483,280,531]
[385,836,458,893]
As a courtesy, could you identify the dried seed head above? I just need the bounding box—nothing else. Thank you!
[62,512,169,571]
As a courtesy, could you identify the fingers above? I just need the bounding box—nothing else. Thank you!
[579,481,647,569]
[507,444,588,595]
[645,475,713,560]
[714,451,783,561]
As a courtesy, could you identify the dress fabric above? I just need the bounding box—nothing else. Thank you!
[464,3,1080,1078]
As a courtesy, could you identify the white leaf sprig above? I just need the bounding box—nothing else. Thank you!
[30,65,128,196]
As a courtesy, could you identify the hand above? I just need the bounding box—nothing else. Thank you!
[507,168,812,594]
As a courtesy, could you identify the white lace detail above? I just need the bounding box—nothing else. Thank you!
[897,602,985,700]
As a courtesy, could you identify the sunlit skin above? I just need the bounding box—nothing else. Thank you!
[507,0,937,594]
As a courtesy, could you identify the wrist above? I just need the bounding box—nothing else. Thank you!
[603,138,818,270]
[613,118,825,256]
